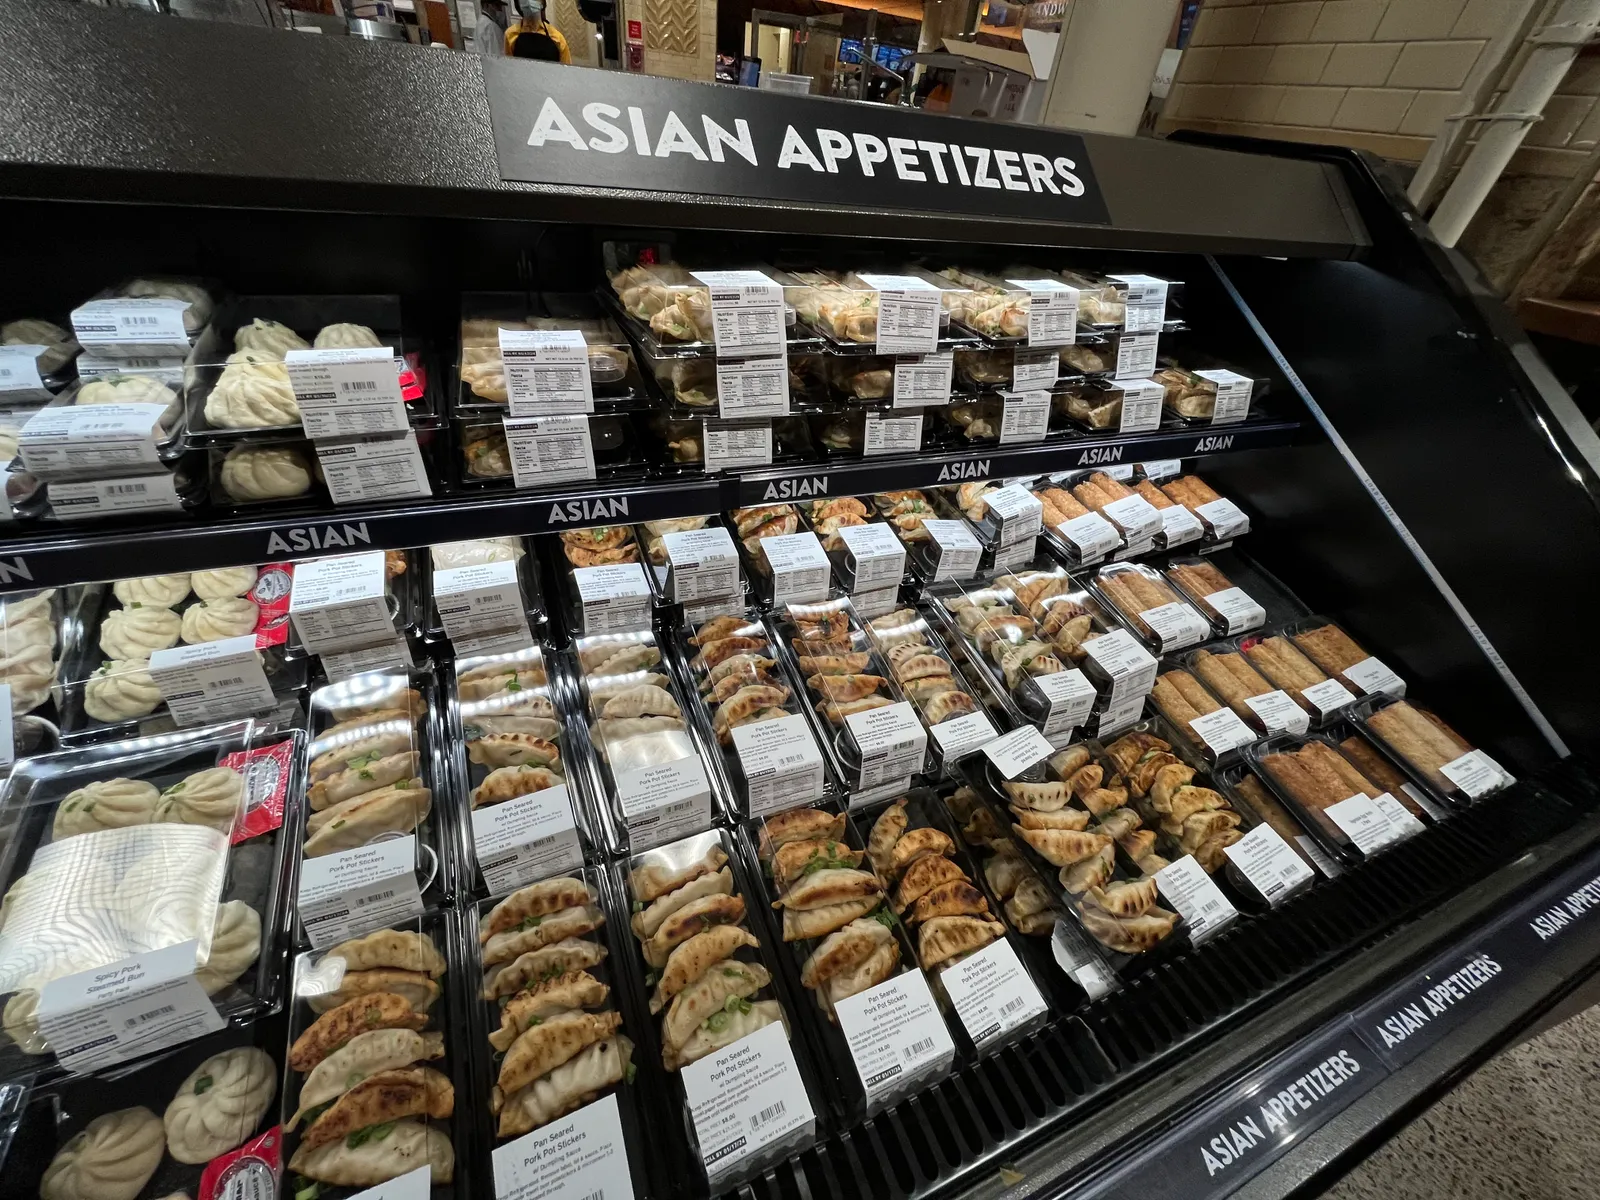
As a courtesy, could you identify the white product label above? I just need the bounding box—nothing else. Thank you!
[682,1019,815,1180]
[858,274,942,355]
[75,354,186,384]
[1113,535,1155,563]
[835,523,905,590]
[575,563,653,634]
[834,969,955,1101]
[1188,706,1257,756]
[289,551,394,654]
[845,701,926,795]
[0,345,45,393]
[992,539,1035,574]
[36,940,224,1074]
[500,328,594,415]
[1344,656,1405,698]
[321,640,413,682]
[1140,460,1182,480]
[19,403,167,477]
[998,391,1050,445]
[1082,629,1158,698]
[1244,689,1309,736]
[1439,749,1514,799]
[929,709,999,760]
[298,835,425,948]
[435,560,530,641]
[316,431,432,504]
[1159,504,1205,548]
[1116,379,1164,434]
[1325,793,1402,855]
[615,758,712,850]
[471,783,583,894]
[48,474,183,519]
[1155,854,1238,942]
[71,298,192,346]
[1404,781,1453,822]
[505,414,597,488]
[732,712,826,818]
[985,484,1043,545]
[0,684,10,768]
[851,587,900,621]
[664,527,741,603]
[1196,497,1250,539]
[1297,835,1342,877]
[762,532,830,606]
[863,412,923,457]
[1057,512,1120,560]
[1095,691,1149,739]
[923,519,982,582]
[148,635,275,727]
[1115,332,1159,379]
[451,630,537,658]
[1374,791,1427,839]
[1100,493,1161,539]
[1301,677,1357,717]
[346,1166,430,1200]
[716,357,790,418]
[692,270,787,356]
[493,1094,634,1200]
[286,347,407,437]
[703,418,773,470]
[893,352,953,407]
[1037,669,1098,739]
[1108,274,1170,333]
[940,937,1047,1044]
[1006,279,1078,347]
[982,725,1056,780]
[1204,587,1266,634]
[1194,368,1253,425]
[1138,601,1209,651]
[1224,824,1314,906]
[684,595,747,626]
[1051,920,1118,999]
[1011,348,1058,391]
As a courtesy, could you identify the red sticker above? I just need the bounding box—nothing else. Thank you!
[399,350,427,404]
[201,1125,281,1200]
[251,563,294,650]
[627,18,641,38]
[223,740,294,844]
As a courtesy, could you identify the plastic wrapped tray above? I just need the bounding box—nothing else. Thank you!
[418,536,546,644]
[69,277,217,359]
[1089,561,1212,656]
[1350,695,1515,808]
[457,290,646,414]
[607,262,820,357]
[451,412,647,492]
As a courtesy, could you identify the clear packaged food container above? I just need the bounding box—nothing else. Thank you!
[420,536,545,643]
[640,413,708,472]
[861,604,999,771]
[610,828,822,1193]
[953,347,1016,391]
[451,412,645,491]
[1030,477,1130,569]
[207,434,323,511]
[1090,562,1211,655]
[1181,644,1280,732]
[16,378,188,478]
[458,291,643,413]
[1282,615,1406,700]
[1,315,79,400]
[790,267,962,351]
[1147,664,1258,767]
[1,586,68,725]
[1163,557,1267,637]
[607,262,816,356]
[0,719,303,1080]
[638,515,750,623]
[933,268,1033,343]
[282,909,472,1197]
[1352,696,1515,807]
[1055,270,1185,333]
[1159,474,1252,544]
[1052,378,1161,433]
[69,277,217,359]
[1237,627,1355,726]
[795,497,912,596]
[1153,361,1262,425]
[1214,759,1333,886]
[821,352,896,402]
[1057,339,1117,377]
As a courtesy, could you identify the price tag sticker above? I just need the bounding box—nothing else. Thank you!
[1203,587,1266,634]
[681,1020,815,1181]
[1188,706,1257,756]
[998,391,1050,445]
[892,352,953,407]
[1057,512,1120,560]
[1082,630,1158,698]
[703,418,773,471]
[1344,656,1405,698]
[492,1094,634,1200]
[1301,677,1357,717]
[1114,332,1160,380]
[1139,459,1183,481]
[691,269,787,356]
[20,403,168,478]
[615,757,712,851]
[982,725,1055,780]
[1011,347,1058,391]
[1100,493,1162,539]
[1107,274,1170,333]
[1373,791,1427,840]
[922,519,982,582]
[716,357,790,418]
[1005,278,1078,347]
[505,414,597,488]
[664,527,741,603]
[1194,368,1254,425]
[863,412,923,457]
[851,586,901,621]
[1116,379,1164,434]
[75,354,186,384]
[148,635,276,727]
[834,969,955,1101]
[834,523,904,591]
[1138,601,1210,651]
[435,560,530,642]
[315,431,432,504]
[1326,793,1401,855]
[1224,824,1314,906]
[0,344,45,393]
[320,640,413,682]
[939,937,1048,1044]
[500,328,595,415]
[574,563,653,634]
[1159,504,1205,548]
[1244,689,1310,736]
[1036,669,1098,739]
[298,835,425,948]
[286,347,408,438]
[928,709,999,761]
[1155,854,1239,942]
[1094,691,1149,739]
[71,298,192,348]
[1196,497,1251,540]
[732,713,826,817]
[1439,749,1515,799]
[471,783,583,895]
[858,273,943,355]
[845,701,926,794]
[289,551,394,655]
[984,484,1043,546]
[762,532,831,606]
[48,474,184,520]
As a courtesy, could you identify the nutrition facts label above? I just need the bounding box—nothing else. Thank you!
[500,328,594,415]
[1007,278,1079,347]
[693,270,788,356]
[864,412,924,457]
[893,352,954,406]
[472,784,583,894]
[858,273,942,355]
[286,346,407,437]
[1012,347,1058,391]
[1117,379,1164,433]
[717,357,790,418]
[1195,368,1254,426]
[703,418,773,470]
[998,391,1051,445]
[504,414,597,487]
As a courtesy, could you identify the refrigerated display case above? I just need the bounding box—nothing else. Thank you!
[4,5,1600,1199]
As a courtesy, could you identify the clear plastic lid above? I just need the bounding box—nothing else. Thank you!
[1,587,62,722]
[18,377,187,473]
[1091,561,1211,654]
[69,278,217,358]
[1,315,78,398]
[861,603,996,768]
[609,263,811,354]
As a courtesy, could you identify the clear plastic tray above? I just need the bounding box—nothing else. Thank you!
[0,586,68,727]
[1237,627,1353,728]
[1153,361,1263,425]
[607,263,818,357]
[790,267,965,352]
[1163,557,1267,637]
[1089,561,1211,655]
[1,315,80,398]
[861,603,998,773]
[450,412,645,491]
[638,515,750,623]
[16,379,188,475]
[1350,696,1514,807]
[458,291,643,414]
[420,536,545,642]
[1283,614,1402,698]
[794,497,914,596]
[1213,758,1332,886]
[207,435,324,511]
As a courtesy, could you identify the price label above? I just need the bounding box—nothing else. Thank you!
[851,587,900,621]
[71,298,192,347]
[1107,274,1170,333]
[892,352,953,407]
[1082,630,1158,698]
[1203,587,1266,634]
[1057,512,1120,560]
[834,523,904,590]
[1005,278,1078,347]
[1344,656,1405,698]
[1195,497,1250,540]
[834,969,954,1101]
[500,328,595,415]
[1159,504,1205,548]
[984,484,1043,546]
[858,273,943,355]
[148,635,276,727]
[1224,823,1314,906]
[863,412,923,457]
[36,940,225,1075]
[1094,690,1149,739]
[998,391,1050,445]
[49,474,184,520]
[574,563,653,634]
[982,725,1055,780]
[663,527,741,603]
[75,354,186,384]
[1114,332,1159,379]
[1244,689,1310,736]
[471,784,583,895]
[20,403,168,478]
[1036,669,1098,739]
[691,269,787,356]
[1301,677,1357,717]
[435,560,530,642]
[297,836,425,948]
[289,551,394,655]
[1100,493,1162,539]
[681,1019,815,1181]
[1194,368,1254,425]
[1139,459,1182,481]
[939,938,1047,1044]
[321,640,413,682]
[492,1094,634,1200]
[762,532,830,606]
[1138,601,1209,651]
[1297,834,1342,877]
[316,431,432,504]
[1155,854,1238,942]
[1439,749,1515,799]
[922,519,982,582]
[703,418,773,471]
[615,758,712,851]
[928,709,998,761]
[716,357,790,418]
[845,701,926,794]
[1116,379,1164,434]
[1188,706,1257,756]
[1373,791,1428,839]
[1326,793,1402,855]
[286,347,408,437]
[732,713,826,817]
[505,414,597,488]
[1011,348,1058,391]
[0,344,45,393]
[1051,920,1119,999]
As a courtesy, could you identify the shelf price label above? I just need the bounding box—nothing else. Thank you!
[286,346,408,437]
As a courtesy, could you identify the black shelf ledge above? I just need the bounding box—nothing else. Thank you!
[0,421,1298,592]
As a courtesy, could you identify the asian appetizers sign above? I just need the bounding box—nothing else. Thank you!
[484,60,1111,225]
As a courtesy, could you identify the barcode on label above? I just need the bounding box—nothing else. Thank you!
[752,1100,786,1129]
[125,315,161,327]
[342,379,379,392]
[209,676,245,689]
[905,1037,936,1059]
[999,996,1028,1018]
[579,1192,605,1200]
[355,889,396,907]
[108,482,148,495]
[125,1004,177,1028]
[666,799,699,815]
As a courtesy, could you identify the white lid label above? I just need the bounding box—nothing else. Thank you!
[1159,504,1204,548]
[1100,493,1162,539]
[1082,629,1158,697]
[717,356,790,419]
[471,783,583,895]
[1224,823,1314,906]
[664,527,741,603]
[615,757,712,851]
[858,273,942,355]
[492,1093,634,1200]
[298,835,425,948]
[1326,793,1407,855]
[981,724,1056,780]
[505,414,597,488]
[939,937,1047,1044]
[691,269,787,356]
[1036,669,1098,739]
[1011,348,1058,391]
[48,474,183,520]
[732,712,826,818]
[1301,677,1357,717]
[289,551,394,655]
[1138,601,1209,651]
[1187,706,1257,756]
[1297,834,1342,877]
[20,403,167,478]
[1344,656,1405,699]
[762,532,831,607]
[1057,511,1120,560]
[286,347,408,437]
[500,328,595,415]
[1116,379,1164,434]
[320,640,413,682]
[1244,689,1309,736]
[928,708,999,761]
[892,352,953,407]
[1439,749,1514,799]
[845,701,926,795]
[1194,368,1253,425]
[1154,853,1238,942]
[72,297,192,346]
[681,1019,816,1180]
[1114,332,1159,380]
[316,431,432,505]
[834,523,905,591]
[851,586,900,621]
[1139,459,1182,481]
[998,391,1050,445]
[148,635,276,728]
[1005,279,1078,347]
[864,412,923,458]
[1094,690,1149,739]
[984,484,1043,545]
[1107,274,1170,333]
[834,968,955,1101]
[575,563,653,634]
[1195,497,1250,539]
[1203,587,1265,635]
[922,519,982,582]
[435,560,530,642]
[703,418,773,471]
[0,345,45,393]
